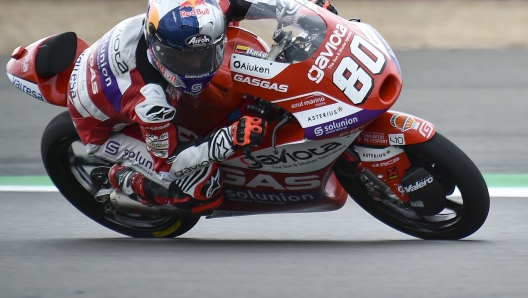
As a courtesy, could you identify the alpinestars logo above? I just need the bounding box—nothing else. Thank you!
[206,170,222,198]
[209,128,233,161]
[146,106,176,121]
[404,175,434,193]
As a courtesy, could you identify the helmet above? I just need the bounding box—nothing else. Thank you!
[145,0,226,96]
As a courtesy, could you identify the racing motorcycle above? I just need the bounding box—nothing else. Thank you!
[5,1,489,240]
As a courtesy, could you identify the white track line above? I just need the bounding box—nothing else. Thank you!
[0,186,59,192]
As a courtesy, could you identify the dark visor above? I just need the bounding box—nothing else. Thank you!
[150,36,224,77]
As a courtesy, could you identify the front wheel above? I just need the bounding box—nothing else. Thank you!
[41,111,201,238]
[335,133,489,240]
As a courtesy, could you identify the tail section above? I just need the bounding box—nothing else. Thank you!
[5,32,89,107]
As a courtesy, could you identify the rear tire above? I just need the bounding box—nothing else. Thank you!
[335,133,489,240]
[41,111,200,238]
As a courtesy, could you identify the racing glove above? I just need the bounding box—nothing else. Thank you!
[229,116,267,150]
[311,0,338,15]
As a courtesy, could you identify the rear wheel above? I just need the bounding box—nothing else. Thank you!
[335,133,489,240]
[41,111,200,238]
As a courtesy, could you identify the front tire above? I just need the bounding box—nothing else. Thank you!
[41,111,200,238]
[335,133,489,240]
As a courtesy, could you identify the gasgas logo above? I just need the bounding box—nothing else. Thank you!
[233,74,288,93]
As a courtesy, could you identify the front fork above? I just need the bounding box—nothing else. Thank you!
[339,148,411,205]
[337,110,437,204]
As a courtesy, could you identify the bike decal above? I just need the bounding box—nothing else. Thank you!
[7,73,44,102]
[221,138,352,173]
[221,167,321,191]
[230,54,288,79]
[332,35,387,105]
[390,114,419,131]
[272,92,338,109]
[419,121,435,138]
[333,56,374,105]
[350,35,387,75]
[306,108,385,139]
[233,74,288,93]
[235,45,269,59]
[293,102,362,127]
[308,23,350,84]
[388,133,405,145]
[356,112,436,145]
[387,166,399,180]
[288,94,331,111]
[358,131,388,145]
[223,188,321,205]
[354,146,405,162]
[353,22,401,74]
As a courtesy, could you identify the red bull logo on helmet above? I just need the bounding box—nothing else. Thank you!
[180,0,206,8]
[179,0,210,18]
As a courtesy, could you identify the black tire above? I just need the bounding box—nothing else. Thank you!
[335,132,490,240]
[40,111,200,238]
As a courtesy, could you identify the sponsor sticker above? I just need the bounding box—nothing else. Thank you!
[404,175,434,193]
[235,45,269,59]
[220,137,353,173]
[230,54,288,79]
[185,34,212,47]
[419,121,434,138]
[293,103,362,128]
[387,166,399,180]
[289,95,330,111]
[360,131,388,145]
[233,74,288,93]
[388,133,405,145]
[354,146,404,162]
[308,23,349,84]
[390,114,419,132]
[7,73,44,101]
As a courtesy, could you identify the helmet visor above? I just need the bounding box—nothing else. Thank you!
[150,37,224,77]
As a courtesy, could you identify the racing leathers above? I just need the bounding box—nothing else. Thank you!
[67,0,336,214]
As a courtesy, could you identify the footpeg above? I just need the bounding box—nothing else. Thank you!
[94,187,113,203]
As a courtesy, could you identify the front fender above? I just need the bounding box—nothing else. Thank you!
[355,111,436,146]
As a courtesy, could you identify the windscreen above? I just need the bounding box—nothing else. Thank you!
[236,0,328,64]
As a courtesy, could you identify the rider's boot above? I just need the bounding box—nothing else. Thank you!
[107,165,223,214]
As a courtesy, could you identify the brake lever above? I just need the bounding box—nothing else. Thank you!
[271,112,290,154]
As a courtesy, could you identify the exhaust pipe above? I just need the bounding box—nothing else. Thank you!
[108,191,191,217]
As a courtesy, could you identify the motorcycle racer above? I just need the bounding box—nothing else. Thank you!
[67,0,338,214]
